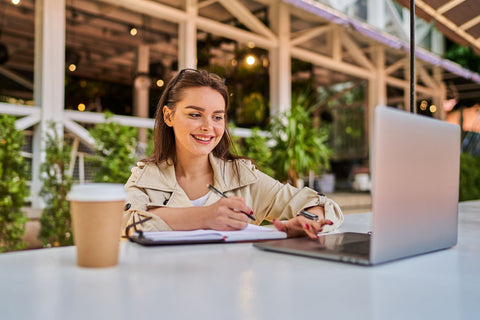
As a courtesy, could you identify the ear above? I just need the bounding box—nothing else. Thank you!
[163,106,173,127]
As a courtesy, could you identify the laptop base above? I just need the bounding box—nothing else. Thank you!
[254,232,371,265]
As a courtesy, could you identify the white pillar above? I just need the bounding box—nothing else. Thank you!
[32,0,66,208]
[433,66,446,120]
[367,0,386,30]
[431,29,445,56]
[133,45,150,145]
[269,2,290,116]
[178,0,197,69]
[367,45,386,161]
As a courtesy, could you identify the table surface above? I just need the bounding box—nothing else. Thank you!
[1,201,479,320]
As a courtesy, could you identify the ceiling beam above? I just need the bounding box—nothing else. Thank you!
[290,25,331,46]
[415,0,480,52]
[217,0,275,39]
[437,0,465,14]
[291,46,373,80]
[340,31,375,71]
[0,66,34,90]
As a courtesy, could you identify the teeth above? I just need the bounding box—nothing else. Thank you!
[193,135,212,141]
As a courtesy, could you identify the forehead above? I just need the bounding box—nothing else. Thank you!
[178,87,225,110]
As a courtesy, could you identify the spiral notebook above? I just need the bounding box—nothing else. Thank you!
[127,224,287,246]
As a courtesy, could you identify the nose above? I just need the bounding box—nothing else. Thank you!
[201,117,212,131]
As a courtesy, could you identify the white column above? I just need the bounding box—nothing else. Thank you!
[367,45,386,161]
[178,0,197,69]
[367,0,386,30]
[433,66,446,120]
[269,2,290,116]
[133,45,150,146]
[31,0,66,208]
[431,29,445,56]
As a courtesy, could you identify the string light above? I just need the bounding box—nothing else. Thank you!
[429,105,437,113]
[156,79,164,87]
[77,103,86,112]
[420,100,428,111]
[129,26,138,36]
[246,55,256,65]
[12,0,20,5]
[68,64,77,72]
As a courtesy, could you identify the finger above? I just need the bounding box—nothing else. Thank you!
[225,218,248,230]
[272,219,285,232]
[318,219,334,228]
[302,222,319,239]
[310,222,323,234]
[228,210,250,223]
[221,197,254,217]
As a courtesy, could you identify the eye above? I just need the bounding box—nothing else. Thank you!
[189,113,201,118]
[213,115,224,121]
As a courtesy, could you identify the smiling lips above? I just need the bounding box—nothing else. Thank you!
[192,134,214,143]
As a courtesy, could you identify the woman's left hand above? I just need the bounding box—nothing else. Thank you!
[272,215,333,239]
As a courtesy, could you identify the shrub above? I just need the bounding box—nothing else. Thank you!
[88,113,138,183]
[39,124,73,247]
[459,153,480,201]
[0,115,28,252]
[235,127,275,177]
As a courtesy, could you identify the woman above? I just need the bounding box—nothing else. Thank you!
[123,68,343,239]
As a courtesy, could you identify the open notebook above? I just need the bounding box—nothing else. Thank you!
[128,224,287,246]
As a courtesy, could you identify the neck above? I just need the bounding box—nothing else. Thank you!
[174,153,212,179]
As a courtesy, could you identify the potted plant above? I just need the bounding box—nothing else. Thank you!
[270,91,333,188]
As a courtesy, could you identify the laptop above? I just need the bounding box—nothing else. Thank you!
[254,106,461,265]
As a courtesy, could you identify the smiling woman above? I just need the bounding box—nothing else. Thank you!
[122,69,344,239]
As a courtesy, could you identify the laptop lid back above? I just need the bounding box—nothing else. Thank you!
[370,107,460,264]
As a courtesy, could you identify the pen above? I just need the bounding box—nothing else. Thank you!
[297,210,319,221]
[207,184,256,221]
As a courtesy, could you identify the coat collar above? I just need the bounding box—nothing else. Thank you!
[134,153,258,194]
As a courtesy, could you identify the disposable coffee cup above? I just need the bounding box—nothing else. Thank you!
[67,183,127,268]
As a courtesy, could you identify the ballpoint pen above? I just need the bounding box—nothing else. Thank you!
[297,210,319,221]
[207,184,256,221]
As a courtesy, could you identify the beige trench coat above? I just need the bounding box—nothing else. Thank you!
[123,154,343,233]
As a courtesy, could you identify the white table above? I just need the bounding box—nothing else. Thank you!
[1,201,479,320]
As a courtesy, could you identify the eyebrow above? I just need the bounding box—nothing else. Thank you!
[184,105,225,114]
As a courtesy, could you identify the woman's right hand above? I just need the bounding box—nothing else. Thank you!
[203,197,252,231]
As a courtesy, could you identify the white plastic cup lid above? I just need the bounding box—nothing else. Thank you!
[67,183,127,202]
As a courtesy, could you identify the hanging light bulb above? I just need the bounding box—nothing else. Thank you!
[12,0,21,5]
[246,55,256,65]
[129,26,138,36]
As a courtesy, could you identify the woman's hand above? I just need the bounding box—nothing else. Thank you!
[203,197,252,231]
[272,214,333,239]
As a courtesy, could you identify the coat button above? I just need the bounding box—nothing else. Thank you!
[124,203,131,211]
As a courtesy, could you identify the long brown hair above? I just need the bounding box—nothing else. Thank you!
[146,68,242,165]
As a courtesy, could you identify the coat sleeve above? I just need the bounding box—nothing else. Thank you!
[248,167,344,233]
[122,163,172,233]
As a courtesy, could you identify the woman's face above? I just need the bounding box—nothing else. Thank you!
[163,86,226,159]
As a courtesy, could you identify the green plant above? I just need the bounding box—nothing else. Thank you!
[236,128,275,177]
[39,123,73,247]
[88,112,138,183]
[237,92,266,127]
[459,152,480,201]
[270,92,333,186]
[0,115,29,252]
